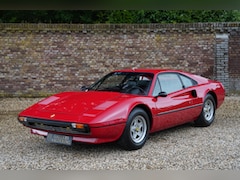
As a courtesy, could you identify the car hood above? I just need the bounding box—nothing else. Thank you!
[37,91,123,115]
[19,91,148,126]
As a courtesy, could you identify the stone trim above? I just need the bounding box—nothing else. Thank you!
[0,22,240,33]
[215,33,229,92]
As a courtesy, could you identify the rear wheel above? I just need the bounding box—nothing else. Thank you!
[195,94,216,127]
[118,108,150,150]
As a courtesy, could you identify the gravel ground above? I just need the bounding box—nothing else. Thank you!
[0,96,240,170]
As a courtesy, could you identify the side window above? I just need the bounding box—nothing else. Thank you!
[179,74,197,88]
[158,73,183,94]
[152,79,161,97]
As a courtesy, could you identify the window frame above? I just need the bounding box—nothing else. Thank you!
[152,72,198,96]
[178,73,198,88]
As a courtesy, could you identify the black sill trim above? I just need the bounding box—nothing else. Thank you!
[157,103,203,116]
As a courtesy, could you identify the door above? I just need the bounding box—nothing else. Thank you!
[151,73,202,132]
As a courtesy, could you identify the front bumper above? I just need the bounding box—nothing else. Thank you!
[19,117,90,134]
[19,116,126,144]
[31,129,104,144]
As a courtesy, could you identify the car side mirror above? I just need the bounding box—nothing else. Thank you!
[158,91,168,97]
[154,91,168,98]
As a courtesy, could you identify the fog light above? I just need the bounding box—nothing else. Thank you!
[18,116,27,122]
[71,123,90,133]
[71,123,84,129]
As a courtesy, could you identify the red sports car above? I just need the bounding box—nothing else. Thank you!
[18,69,225,150]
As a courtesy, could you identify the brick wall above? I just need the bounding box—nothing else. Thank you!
[229,30,240,92]
[0,23,239,97]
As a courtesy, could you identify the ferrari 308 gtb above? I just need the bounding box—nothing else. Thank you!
[18,69,225,150]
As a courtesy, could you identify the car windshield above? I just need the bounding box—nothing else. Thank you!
[89,72,153,95]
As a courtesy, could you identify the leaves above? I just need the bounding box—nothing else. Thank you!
[0,10,239,23]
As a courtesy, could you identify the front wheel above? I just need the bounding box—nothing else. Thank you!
[118,108,150,150]
[195,94,216,127]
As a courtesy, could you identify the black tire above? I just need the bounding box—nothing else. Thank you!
[195,94,216,127]
[118,108,150,150]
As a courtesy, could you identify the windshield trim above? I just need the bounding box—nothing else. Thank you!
[88,71,154,96]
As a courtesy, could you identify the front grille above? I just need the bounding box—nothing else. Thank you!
[22,117,90,135]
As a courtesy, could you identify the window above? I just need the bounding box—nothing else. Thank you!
[158,73,183,94]
[96,74,125,90]
[152,79,161,97]
[90,72,153,95]
[179,74,197,88]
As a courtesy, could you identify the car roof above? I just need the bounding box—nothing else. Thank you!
[114,68,185,75]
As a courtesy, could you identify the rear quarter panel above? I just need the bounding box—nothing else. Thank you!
[194,81,225,109]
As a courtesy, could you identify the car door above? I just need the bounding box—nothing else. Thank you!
[151,72,202,132]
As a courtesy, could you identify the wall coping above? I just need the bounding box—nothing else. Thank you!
[0,22,240,33]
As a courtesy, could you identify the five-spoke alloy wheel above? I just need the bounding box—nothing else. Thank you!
[130,115,147,144]
[195,94,216,127]
[118,108,150,150]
